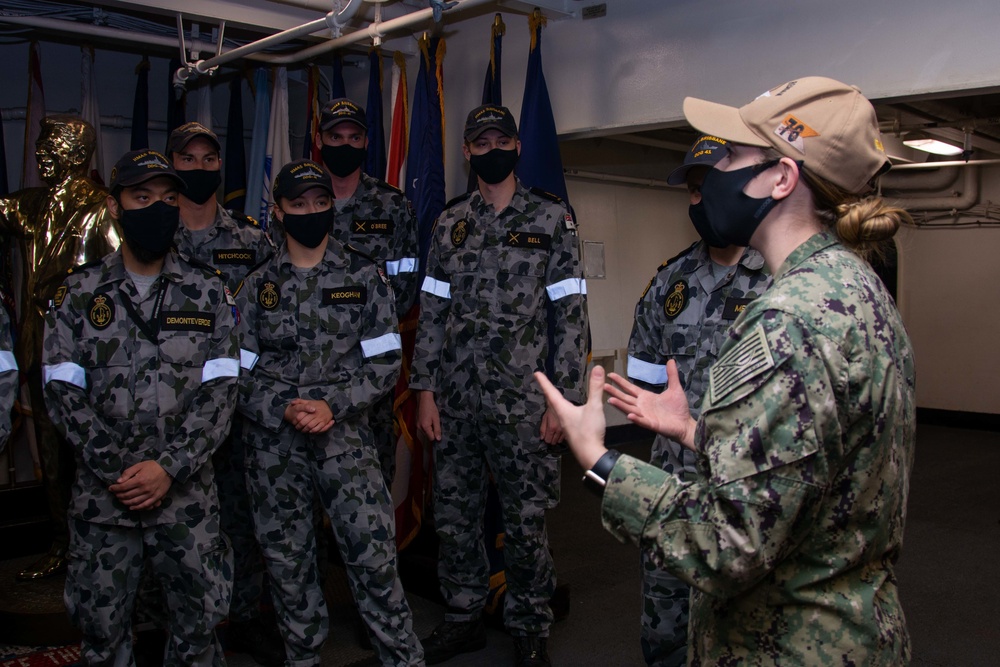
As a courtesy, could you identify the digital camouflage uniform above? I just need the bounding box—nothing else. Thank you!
[626,241,770,666]
[331,172,419,483]
[236,239,422,667]
[410,180,588,636]
[603,232,915,666]
[0,304,16,447]
[175,204,275,623]
[43,249,239,666]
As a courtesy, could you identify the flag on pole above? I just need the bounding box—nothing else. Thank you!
[224,74,248,213]
[385,51,408,187]
[483,14,505,106]
[467,13,506,192]
[130,57,150,150]
[166,57,187,138]
[0,113,8,196]
[514,9,568,204]
[303,65,322,161]
[246,68,271,227]
[262,67,291,230]
[80,46,105,183]
[365,47,387,179]
[195,79,213,131]
[21,41,45,189]
[393,35,447,551]
[331,52,347,100]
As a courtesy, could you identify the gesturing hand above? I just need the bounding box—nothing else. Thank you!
[604,360,698,451]
[533,366,608,471]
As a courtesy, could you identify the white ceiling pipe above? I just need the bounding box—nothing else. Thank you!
[565,169,672,189]
[887,166,979,212]
[889,158,1000,170]
[263,0,495,64]
[179,0,365,79]
[0,13,271,62]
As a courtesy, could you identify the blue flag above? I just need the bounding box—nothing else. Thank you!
[166,57,187,140]
[467,14,506,193]
[406,36,447,273]
[0,110,7,196]
[130,57,150,150]
[332,53,347,99]
[246,68,271,226]
[365,48,387,179]
[224,75,247,213]
[514,10,568,204]
[483,14,505,106]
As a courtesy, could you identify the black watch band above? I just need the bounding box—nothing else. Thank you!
[582,449,622,497]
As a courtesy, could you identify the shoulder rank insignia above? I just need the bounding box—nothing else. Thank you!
[663,280,689,319]
[228,210,260,227]
[88,293,115,329]
[52,285,68,309]
[451,219,469,247]
[530,187,564,204]
[258,281,280,311]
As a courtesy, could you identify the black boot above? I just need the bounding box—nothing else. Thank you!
[422,618,487,664]
[513,635,550,667]
[225,617,286,667]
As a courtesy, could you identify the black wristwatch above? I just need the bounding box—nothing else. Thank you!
[582,449,622,497]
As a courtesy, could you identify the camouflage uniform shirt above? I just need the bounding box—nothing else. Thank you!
[332,173,419,319]
[236,239,401,456]
[175,204,275,292]
[603,232,915,665]
[42,250,240,527]
[628,241,770,478]
[411,180,588,419]
[0,304,16,445]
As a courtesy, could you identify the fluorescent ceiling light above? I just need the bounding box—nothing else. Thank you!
[902,132,964,156]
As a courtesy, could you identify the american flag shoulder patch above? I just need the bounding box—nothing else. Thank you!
[709,323,775,404]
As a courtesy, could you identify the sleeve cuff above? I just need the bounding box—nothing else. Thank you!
[600,454,677,543]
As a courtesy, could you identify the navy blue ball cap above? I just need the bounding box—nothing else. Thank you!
[273,159,333,200]
[666,135,729,185]
[109,149,184,193]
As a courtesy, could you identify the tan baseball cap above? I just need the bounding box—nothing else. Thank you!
[682,76,891,194]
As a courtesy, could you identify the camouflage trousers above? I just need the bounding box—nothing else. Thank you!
[639,438,694,666]
[244,429,423,667]
[640,551,690,667]
[65,515,232,666]
[433,414,560,636]
[370,392,396,488]
[214,417,267,621]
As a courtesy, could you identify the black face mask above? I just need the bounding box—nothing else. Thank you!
[700,160,782,247]
[119,200,180,261]
[469,147,519,185]
[688,202,728,248]
[281,209,333,249]
[321,144,366,178]
[178,169,221,205]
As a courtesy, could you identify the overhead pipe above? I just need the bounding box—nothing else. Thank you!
[886,166,979,212]
[565,169,671,189]
[0,14,240,59]
[881,165,960,191]
[261,0,493,64]
[173,0,360,84]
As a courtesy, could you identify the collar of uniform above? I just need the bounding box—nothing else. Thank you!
[773,230,839,282]
[470,177,530,216]
[738,246,766,272]
[275,235,348,272]
[93,249,183,288]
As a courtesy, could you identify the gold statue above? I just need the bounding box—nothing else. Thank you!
[0,115,119,579]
